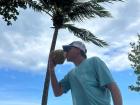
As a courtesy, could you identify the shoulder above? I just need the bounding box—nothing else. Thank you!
[86,57,107,67]
[87,56,102,63]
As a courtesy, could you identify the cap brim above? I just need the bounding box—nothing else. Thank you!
[62,45,73,52]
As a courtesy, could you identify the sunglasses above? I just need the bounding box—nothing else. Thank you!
[64,47,72,52]
[64,46,79,52]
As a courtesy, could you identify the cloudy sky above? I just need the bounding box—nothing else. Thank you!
[0,0,140,105]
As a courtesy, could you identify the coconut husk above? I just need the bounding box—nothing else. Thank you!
[50,49,65,65]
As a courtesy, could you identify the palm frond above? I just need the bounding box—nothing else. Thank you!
[63,24,109,47]
[94,0,123,3]
[68,1,111,22]
[27,0,43,12]
[39,0,52,13]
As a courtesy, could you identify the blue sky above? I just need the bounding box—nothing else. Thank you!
[0,0,140,105]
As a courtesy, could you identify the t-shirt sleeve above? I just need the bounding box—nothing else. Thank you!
[59,73,70,93]
[94,57,114,86]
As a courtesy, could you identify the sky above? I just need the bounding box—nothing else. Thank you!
[0,0,140,105]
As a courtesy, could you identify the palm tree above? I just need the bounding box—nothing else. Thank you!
[37,0,122,105]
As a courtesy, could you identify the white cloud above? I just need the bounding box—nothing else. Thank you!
[0,31,50,71]
[85,34,137,71]
[126,19,140,31]
[107,53,130,71]
[0,0,140,72]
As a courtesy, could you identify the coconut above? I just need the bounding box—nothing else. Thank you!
[50,49,65,64]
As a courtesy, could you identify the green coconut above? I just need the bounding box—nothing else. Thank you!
[50,49,65,64]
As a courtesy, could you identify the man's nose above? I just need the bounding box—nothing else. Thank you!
[64,52,67,58]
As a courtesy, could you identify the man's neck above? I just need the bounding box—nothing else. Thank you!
[74,56,86,66]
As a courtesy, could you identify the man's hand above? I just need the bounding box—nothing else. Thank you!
[48,55,56,71]
[49,54,63,97]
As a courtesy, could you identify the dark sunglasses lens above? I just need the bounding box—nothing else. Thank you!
[68,47,72,51]
[64,47,71,52]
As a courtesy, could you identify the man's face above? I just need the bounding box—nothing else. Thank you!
[64,47,80,62]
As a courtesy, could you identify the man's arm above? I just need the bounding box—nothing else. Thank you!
[49,58,63,97]
[105,82,123,105]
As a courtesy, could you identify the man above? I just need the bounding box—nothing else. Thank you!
[49,41,123,105]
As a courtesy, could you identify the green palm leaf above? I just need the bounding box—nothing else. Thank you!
[68,1,112,22]
[27,0,43,12]
[63,24,109,47]
[94,0,123,3]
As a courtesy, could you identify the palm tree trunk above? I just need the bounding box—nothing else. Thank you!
[41,27,59,105]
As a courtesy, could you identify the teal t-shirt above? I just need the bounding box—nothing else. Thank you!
[60,57,114,105]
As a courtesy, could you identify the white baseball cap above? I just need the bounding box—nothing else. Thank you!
[62,41,87,53]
